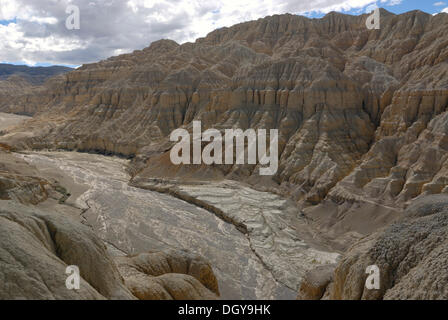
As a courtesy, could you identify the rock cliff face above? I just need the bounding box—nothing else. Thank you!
[0,64,72,116]
[2,10,447,216]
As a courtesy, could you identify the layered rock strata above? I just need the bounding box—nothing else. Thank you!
[1,10,446,214]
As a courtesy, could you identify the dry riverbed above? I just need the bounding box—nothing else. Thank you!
[1,112,339,299]
[15,151,299,299]
[15,151,339,299]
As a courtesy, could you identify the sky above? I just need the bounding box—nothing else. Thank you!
[0,0,447,68]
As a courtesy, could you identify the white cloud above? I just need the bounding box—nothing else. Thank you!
[381,0,402,5]
[442,7,448,13]
[0,0,20,20]
[0,0,402,66]
[434,2,446,6]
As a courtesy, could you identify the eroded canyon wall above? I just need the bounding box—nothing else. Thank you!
[1,9,448,212]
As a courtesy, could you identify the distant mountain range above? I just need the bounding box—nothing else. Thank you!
[0,63,73,85]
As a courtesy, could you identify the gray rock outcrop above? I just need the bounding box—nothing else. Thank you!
[299,195,448,300]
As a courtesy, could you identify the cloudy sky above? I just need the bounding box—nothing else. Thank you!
[0,0,446,67]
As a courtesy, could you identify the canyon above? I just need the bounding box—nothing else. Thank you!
[1,8,448,300]
[2,10,447,213]
[0,113,338,299]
